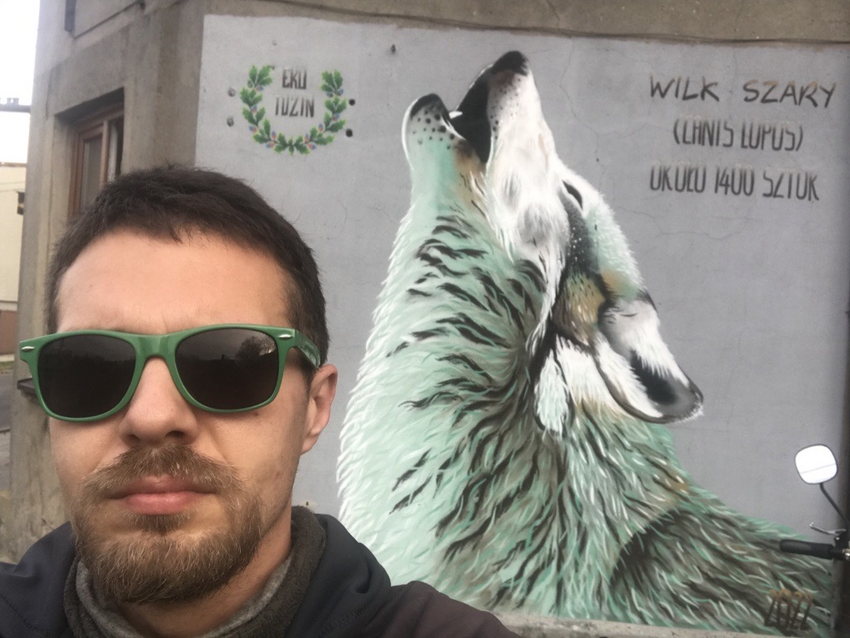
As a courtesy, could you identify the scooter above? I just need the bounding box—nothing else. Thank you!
[780,444,850,561]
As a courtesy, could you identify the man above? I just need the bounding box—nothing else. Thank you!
[1,167,519,637]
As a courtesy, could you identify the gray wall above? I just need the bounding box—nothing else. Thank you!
[195,15,850,540]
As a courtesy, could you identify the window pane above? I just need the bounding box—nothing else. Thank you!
[79,134,103,210]
[107,118,123,181]
[69,105,123,217]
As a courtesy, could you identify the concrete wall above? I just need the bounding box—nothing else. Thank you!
[500,616,778,638]
[194,16,850,632]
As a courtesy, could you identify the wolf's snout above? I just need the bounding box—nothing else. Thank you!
[404,51,530,166]
[451,78,491,163]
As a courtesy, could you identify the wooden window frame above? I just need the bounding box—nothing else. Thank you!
[68,104,124,216]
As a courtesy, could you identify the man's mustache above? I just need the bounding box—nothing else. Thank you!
[79,445,239,501]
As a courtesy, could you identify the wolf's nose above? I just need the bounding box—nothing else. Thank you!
[490,51,528,76]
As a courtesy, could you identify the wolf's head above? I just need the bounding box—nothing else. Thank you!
[402,51,702,432]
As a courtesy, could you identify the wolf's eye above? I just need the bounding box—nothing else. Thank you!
[563,182,583,209]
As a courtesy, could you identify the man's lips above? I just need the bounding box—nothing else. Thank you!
[111,476,215,516]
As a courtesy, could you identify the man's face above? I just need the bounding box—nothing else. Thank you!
[50,229,336,604]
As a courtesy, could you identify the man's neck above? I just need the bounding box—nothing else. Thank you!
[118,521,291,638]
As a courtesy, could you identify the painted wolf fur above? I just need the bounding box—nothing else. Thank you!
[338,52,831,634]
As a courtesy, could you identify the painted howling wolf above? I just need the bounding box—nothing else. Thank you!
[338,51,831,634]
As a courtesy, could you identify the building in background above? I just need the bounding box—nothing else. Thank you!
[0,163,24,356]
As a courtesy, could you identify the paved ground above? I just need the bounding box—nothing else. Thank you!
[0,371,10,432]
[0,371,11,491]
[0,429,7,491]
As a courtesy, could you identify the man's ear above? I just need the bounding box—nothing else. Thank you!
[301,364,338,454]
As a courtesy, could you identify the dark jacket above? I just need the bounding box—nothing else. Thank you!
[0,515,517,637]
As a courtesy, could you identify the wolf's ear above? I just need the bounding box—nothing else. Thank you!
[593,294,703,423]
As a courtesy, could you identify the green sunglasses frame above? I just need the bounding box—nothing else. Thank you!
[19,324,321,423]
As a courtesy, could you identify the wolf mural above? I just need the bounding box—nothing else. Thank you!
[338,51,831,634]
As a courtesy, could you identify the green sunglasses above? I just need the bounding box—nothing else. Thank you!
[19,324,321,423]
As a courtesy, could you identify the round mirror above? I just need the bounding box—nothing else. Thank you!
[795,444,837,485]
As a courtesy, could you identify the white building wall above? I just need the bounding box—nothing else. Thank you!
[0,164,24,312]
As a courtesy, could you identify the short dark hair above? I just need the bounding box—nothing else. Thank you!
[47,166,329,363]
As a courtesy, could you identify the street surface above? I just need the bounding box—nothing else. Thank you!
[0,371,11,491]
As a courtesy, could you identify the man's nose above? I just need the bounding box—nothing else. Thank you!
[117,357,200,446]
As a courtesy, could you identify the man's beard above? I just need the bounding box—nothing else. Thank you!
[71,445,265,605]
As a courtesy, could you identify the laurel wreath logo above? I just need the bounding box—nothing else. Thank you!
[240,65,347,155]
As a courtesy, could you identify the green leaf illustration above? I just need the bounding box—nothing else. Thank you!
[240,66,349,156]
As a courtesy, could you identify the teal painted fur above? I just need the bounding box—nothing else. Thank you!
[338,52,831,635]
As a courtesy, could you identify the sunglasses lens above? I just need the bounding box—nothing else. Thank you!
[39,335,136,419]
[176,328,279,410]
